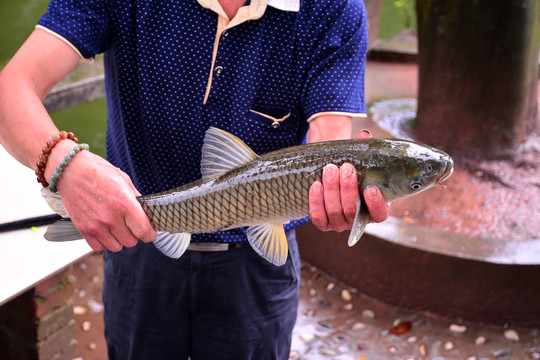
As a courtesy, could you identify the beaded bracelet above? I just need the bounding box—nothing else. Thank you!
[48,143,90,193]
[35,131,78,187]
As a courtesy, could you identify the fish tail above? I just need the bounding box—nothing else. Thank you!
[44,219,84,241]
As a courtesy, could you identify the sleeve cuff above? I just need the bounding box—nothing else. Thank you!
[35,25,95,64]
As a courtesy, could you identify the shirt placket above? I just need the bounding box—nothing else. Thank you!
[200,0,267,104]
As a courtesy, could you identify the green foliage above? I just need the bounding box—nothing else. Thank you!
[393,0,414,28]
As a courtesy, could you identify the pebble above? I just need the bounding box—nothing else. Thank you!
[304,309,315,317]
[300,333,315,343]
[449,324,467,334]
[388,346,398,354]
[88,342,97,351]
[443,341,455,350]
[81,321,91,332]
[389,321,412,336]
[475,336,486,345]
[493,348,512,359]
[73,305,88,316]
[362,309,375,319]
[91,275,100,284]
[319,298,331,309]
[419,344,428,356]
[78,289,87,298]
[466,356,478,360]
[289,350,300,359]
[356,343,368,351]
[88,299,104,313]
[326,282,335,291]
[79,262,88,270]
[407,336,417,343]
[341,289,352,302]
[318,347,338,356]
[352,322,366,330]
[309,288,317,297]
[503,329,519,342]
[342,303,353,311]
[317,321,334,330]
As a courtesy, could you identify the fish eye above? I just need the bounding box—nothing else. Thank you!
[427,164,433,172]
[410,183,422,190]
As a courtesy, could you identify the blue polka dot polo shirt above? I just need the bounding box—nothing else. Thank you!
[37,0,368,244]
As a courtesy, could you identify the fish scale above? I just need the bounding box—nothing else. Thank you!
[139,148,328,234]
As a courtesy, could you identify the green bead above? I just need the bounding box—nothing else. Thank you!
[56,165,63,172]
[53,171,60,178]
[64,154,71,162]
[73,146,81,153]
[69,150,76,157]
[60,160,67,167]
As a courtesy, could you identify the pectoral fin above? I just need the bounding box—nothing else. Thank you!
[348,198,369,247]
[153,231,191,259]
[246,223,288,266]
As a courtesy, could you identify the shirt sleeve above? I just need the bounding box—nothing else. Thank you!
[37,0,111,60]
[299,0,368,121]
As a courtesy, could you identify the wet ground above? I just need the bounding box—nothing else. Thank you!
[69,254,540,360]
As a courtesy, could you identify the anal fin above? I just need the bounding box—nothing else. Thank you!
[246,223,288,266]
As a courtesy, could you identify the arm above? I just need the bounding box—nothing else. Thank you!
[307,114,389,232]
[0,29,156,251]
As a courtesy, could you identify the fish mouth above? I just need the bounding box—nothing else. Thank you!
[437,159,454,184]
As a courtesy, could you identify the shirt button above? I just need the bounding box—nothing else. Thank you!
[222,30,229,39]
[214,66,223,77]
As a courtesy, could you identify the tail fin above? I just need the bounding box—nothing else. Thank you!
[44,219,84,241]
[41,187,69,217]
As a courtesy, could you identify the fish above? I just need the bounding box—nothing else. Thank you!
[43,127,454,266]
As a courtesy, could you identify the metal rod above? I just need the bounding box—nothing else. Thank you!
[0,214,61,233]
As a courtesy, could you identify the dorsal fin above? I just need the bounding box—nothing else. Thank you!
[201,127,259,182]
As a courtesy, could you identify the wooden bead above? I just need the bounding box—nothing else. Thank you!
[36,131,79,188]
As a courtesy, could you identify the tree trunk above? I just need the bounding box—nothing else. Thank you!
[414,0,540,158]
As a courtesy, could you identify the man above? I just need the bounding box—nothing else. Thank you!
[0,0,389,358]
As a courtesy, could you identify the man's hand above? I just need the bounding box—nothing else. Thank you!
[307,116,389,232]
[48,140,157,252]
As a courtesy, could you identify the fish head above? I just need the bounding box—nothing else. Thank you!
[360,139,454,203]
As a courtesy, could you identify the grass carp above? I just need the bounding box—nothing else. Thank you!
[43,127,453,266]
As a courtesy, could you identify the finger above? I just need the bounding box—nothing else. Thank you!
[309,181,330,231]
[85,235,104,252]
[100,231,124,252]
[111,224,139,248]
[355,129,372,139]
[363,185,389,223]
[81,226,123,252]
[322,164,348,232]
[125,200,157,243]
[339,163,360,224]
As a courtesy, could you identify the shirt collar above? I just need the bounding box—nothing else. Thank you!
[197,0,299,23]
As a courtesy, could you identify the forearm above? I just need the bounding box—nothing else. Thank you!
[0,73,60,169]
[307,115,352,143]
[0,29,80,171]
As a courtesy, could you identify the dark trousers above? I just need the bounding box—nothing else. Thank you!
[102,231,301,360]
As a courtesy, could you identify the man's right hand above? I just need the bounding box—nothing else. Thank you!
[47,139,157,252]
